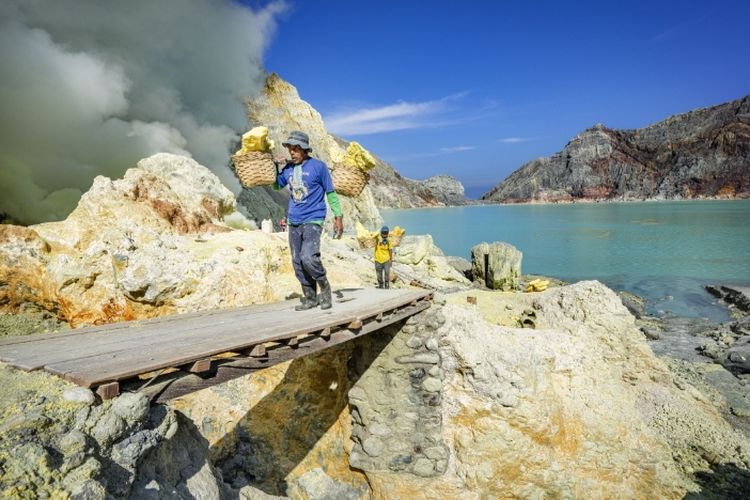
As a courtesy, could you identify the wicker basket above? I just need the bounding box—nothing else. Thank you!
[332,164,369,197]
[231,151,276,188]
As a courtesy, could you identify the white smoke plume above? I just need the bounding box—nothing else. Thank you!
[0,0,286,224]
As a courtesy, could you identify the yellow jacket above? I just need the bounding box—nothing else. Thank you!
[374,237,393,264]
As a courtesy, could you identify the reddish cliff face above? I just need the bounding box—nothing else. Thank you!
[483,95,750,203]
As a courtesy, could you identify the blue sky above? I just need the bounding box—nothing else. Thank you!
[257,0,750,198]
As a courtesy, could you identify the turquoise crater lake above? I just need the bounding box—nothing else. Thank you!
[382,200,750,322]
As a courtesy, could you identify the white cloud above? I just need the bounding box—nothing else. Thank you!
[499,137,532,144]
[324,93,466,136]
[438,146,477,153]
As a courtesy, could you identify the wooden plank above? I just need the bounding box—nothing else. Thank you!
[188,358,212,373]
[96,382,119,400]
[0,288,381,369]
[44,291,432,387]
[0,294,311,364]
[0,289,431,388]
[0,301,280,346]
[248,344,267,357]
[64,298,430,387]
[125,299,431,402]
[0,298,302,368]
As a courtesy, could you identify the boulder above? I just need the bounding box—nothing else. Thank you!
[394,236,470,287]
[445,256,472,280]
[725,336,750,373]
[471,241,522,290]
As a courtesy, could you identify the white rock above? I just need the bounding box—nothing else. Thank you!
[63,387,96,405]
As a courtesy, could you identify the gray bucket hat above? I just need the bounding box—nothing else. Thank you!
[282,130,312,151]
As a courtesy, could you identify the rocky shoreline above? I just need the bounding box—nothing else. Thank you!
[630,284,750,437]
[468,195,750,206]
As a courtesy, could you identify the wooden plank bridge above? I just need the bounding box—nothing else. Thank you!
[0,288,432,403]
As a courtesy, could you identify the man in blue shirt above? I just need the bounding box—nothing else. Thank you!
[275,131,344,310]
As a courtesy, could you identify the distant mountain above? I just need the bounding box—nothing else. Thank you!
[328,135,467,209]
[482,96,750,203]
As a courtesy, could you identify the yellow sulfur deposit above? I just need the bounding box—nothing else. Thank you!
[342,141,376,171]
[525,278,550,292]
[355,221,378,242]
[235,126,275,155]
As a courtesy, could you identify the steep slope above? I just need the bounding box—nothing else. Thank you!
[242,74,465,227]
[483,95,750,202]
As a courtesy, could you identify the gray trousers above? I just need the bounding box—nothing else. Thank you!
[289,223,326,287]
[375,261,391,288]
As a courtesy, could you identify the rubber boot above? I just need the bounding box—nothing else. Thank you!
[317,278,332,310]
[295,285,318,311]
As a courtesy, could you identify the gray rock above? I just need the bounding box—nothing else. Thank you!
[0,411,49,433]
[291,467,366,500]
[111,392,150,427]
[731,317,750,336]
[641,326,661,340]
[471,242,522,291]
[63,387,96,405]
[69,479,107,500]
[619,291,646,319]
[59,430,87,454]
[707,285,750,314]
[446,256,472,280]
[425,338,439,351]
[412,458,436,477]
[700,365,750,417]
[395,352,441,364]
[91,412,125,447]
[368,422,392,438]
[424,445,449,461]
[422,377,443,393]
[406,336,423,349]
[726,340,750,373]
[362,436,385,457]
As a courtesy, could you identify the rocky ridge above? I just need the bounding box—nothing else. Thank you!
[483,95,750,202]
[241,74,466,230]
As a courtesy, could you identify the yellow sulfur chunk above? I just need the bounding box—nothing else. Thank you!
[525,278,550,292]
[342,142,376,171]
[390,226,405,236]
[235,126,275,155]
[355,221,378,240]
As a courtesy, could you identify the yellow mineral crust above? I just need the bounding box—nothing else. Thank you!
[526,278,550,292]
[341,141,376,171]
[235,126,275,155]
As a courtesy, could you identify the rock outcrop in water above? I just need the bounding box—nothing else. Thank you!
[482,95,750,202]
[1,155,749,497]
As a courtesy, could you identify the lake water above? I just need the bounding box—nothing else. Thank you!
[382,200,750,322]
